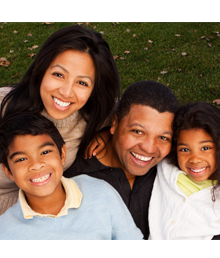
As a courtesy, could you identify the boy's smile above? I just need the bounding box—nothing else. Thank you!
[2,134,66,203]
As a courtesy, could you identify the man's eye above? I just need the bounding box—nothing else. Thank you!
[41,150,51,155]
[133,130,142,135]
[160,136,169,141]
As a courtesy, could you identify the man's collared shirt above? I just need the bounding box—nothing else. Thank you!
[64,155,157,239]
[19,176,83,219]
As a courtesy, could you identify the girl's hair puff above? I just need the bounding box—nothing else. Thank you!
[167,102,220,200]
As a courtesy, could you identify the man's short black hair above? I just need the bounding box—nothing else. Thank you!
[0,112,65,172]
[116,80,179,122]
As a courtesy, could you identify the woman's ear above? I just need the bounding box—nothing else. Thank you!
[110,114,118,135]
[61,145,67,166]
[1,164,15,181]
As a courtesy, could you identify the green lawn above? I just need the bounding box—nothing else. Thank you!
[1,22,220,105]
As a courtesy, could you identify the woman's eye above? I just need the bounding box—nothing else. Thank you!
[41,150,51,155]
[78,81,88,86]
[53,72,63,78]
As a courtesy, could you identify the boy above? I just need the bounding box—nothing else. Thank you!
[0,113,143,240]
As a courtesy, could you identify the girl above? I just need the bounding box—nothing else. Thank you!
[0,25,121,215]
[149,102,220,240]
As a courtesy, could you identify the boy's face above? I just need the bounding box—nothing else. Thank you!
[2,134,66,199]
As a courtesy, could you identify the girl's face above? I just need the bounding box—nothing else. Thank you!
[40,49,95,120]
[177,128,216,182]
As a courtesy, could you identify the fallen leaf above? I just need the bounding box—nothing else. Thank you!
[113,55,119,60]
[157,77,161,81]
[148,40,153,43]
[77,23,83,25]
[28,47,33,50]
[133,34,136,37]
[93,26,96,29]
[119,57,126,60]
[201,36,206,39]
[86,22,91,26]
[13,30,18,34]
[200,74,203,78]
[28,53,36,58]
[1,26,3,28]
[28,33,32,36]
[182,52,187,56]
[160,71,168,74]
[0,57,10,67]
[42,22,54,25]
[172,49,176,51]
[144,48,148,51]
[148,44,152,47]
[213,99,220,105]
[177,68,182,72]
[208,43,212,47]
[175,34,181,37]
[210,35,215,39]
[145,59,149,62]
[206,38,210,41]
[24,40,28,43]
[194,30,197,32]
[32,45,39,49]
[124,50,130,54]
[213,31,219,34]
[126,29,130,32]
[167,83,170,86]
[217,34,220,37]
[11,73,19,78]
[99,31,104,34]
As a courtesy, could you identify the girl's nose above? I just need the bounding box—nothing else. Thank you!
[189,155,202,164]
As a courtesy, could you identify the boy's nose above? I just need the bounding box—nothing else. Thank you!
[29,159,46,171]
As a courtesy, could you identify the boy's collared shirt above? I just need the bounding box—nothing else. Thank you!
[19,176,83,219]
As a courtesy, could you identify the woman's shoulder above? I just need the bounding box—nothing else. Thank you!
[0,86,12,101]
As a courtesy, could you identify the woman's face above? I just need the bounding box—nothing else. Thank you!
[40,49,95,120]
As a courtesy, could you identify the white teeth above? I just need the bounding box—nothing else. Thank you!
[31,174,50,183]
[131,152,152,162]
[190,167,206,173]
[53,97,71,107]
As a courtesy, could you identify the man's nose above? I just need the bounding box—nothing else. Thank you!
[139,138,157,154]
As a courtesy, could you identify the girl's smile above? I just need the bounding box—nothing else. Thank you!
[177,128,216,182]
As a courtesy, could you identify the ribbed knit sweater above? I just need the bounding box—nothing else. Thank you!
[0,87,87,215]
[0,175,143,240]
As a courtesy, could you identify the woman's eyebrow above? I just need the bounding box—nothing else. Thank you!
[51,64,68,73]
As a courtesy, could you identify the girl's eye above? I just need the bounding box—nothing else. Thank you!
[53,72,63,78]
[41,150,51,155]
[15,158,26,163]
[78,81,88,86]
[202,146,210,151]
[180,148,189,152]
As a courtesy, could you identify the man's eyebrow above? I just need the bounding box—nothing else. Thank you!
[128,123,173,135]
[9,142,56,160]
[51,64,68,73]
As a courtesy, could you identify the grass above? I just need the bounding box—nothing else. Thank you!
[1,22,220,105]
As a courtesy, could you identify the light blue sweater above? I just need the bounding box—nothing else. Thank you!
[0,175,143,240]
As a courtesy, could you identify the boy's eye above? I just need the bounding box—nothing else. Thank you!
[78,81,88,86]
[15,158,26,163]
[41,150,51,155]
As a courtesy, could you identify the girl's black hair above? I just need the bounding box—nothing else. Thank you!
[167,102,220,200]
[0,25,121,157]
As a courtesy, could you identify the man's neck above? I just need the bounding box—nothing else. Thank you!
[96,141,136,189]
[25,182,66,215]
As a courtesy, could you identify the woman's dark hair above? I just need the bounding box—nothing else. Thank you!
[0,25,121,156]
[0,112,65,172]
[167,102,220,200]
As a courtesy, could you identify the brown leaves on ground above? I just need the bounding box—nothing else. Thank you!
[160,71,168,74]
[28,53,36,58]
[213,99,220,105]
[42,22,54,25]
[0,57,10,67]
[124,50,130,54]
[11,73,19,78]
[113,55,119,60]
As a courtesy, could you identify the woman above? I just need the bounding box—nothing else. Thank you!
[0,25,121,215]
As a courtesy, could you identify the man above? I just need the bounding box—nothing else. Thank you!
[64,80,179,239]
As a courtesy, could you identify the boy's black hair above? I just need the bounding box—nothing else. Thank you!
[0,112,65,172]
[116,80,179,122]
[167,102,220,200]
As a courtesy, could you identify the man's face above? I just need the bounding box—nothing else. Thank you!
[110,104,174,179]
